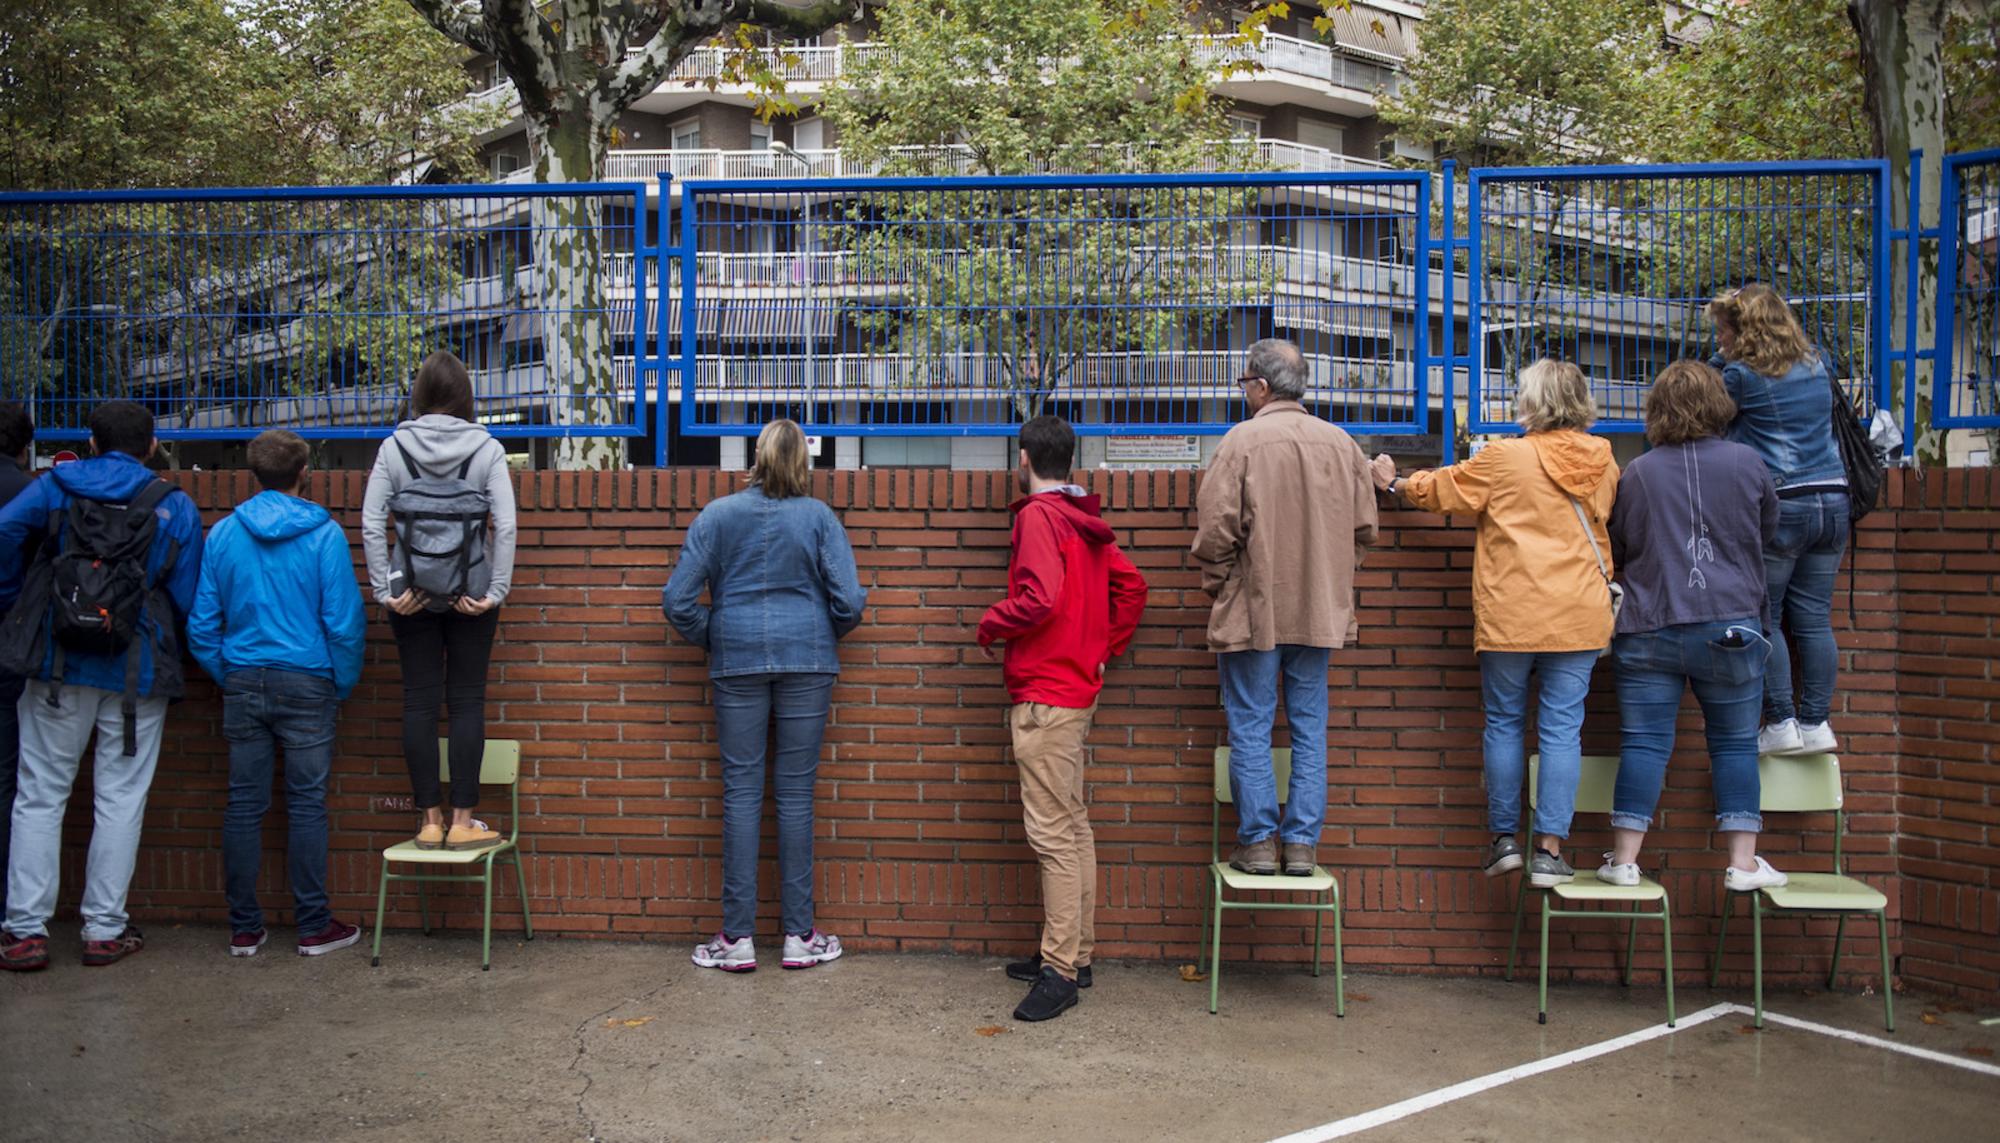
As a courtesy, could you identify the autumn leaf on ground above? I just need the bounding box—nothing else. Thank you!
[974,1025,1009,1037]
[1738,1025,1760,1034]
[605,1016,656,1029]
[1346,992,1373,1003]
[1963,1046,1995,1058]
[1920,1011,1948,1026]
[1178,964,1208,982]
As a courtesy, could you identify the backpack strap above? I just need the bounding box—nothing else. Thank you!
[393,435,425,481]
[457,450,477,480]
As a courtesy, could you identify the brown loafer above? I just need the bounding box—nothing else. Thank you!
[1282,843,1317,876]
[413,823,446,850]
[1229,838,1278,875]
[445,822,503,851]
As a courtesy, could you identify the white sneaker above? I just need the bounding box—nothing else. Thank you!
[781,929,843,969]
[1596,856,1642,887]
[1725,856,1790,893]
[1796,722,1839,753]
[691,932,756,972]
[1758,719,1804,755]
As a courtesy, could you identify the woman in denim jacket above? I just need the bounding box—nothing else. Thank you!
[664,419,868,973]
[1603,362,1788,894]
[1707,284,1849,757]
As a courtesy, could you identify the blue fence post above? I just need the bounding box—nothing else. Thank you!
[1902,150,1924,450]
[1439,160,1457,466]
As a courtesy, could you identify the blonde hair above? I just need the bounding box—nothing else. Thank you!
[1644,360,1737,446]
[1514,359,1598,433]
[1707,283,1814,377]
[751,418,811,499]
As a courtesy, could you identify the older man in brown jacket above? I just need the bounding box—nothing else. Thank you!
[1193,339,1380,876]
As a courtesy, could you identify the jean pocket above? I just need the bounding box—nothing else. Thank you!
[1704,631,1770,688]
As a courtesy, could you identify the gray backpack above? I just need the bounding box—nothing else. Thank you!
[386,434,493,604]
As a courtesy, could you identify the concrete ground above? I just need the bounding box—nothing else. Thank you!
[3,926,1997,1143]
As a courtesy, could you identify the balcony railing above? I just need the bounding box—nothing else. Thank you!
[600,138,1390,184]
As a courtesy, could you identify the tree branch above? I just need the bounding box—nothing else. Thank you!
[403,0,496,55]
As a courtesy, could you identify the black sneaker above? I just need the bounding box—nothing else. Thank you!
[1005,953,1092,988]
[1012,966,1080,1022]
[1483,836,1525,877]
[1528,848,1575,888]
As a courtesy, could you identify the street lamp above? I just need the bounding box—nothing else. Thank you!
[770,140,818,414]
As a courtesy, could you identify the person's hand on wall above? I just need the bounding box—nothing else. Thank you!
[1369,454,1398,492]
[980,643,1000,663]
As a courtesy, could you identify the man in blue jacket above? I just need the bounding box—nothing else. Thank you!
[187,430,366,959]
[0,400,36,916]
[0,401,204,972]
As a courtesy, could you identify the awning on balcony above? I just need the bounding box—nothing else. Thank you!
[1327,5,1408,61]
[1272,302,1393,341]
[719,301,840,344]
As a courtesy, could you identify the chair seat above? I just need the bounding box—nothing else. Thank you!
[1760,871,1887,912]
[1550,875,1667,902]
[1214,862,1337,893]
[383,839,515,865]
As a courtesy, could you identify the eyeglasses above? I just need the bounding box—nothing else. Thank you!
[1236,374,1266,389]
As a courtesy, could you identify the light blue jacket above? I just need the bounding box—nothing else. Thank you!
[188,491,367,700]
[1717,350,1848,492]
[662,487,868,678]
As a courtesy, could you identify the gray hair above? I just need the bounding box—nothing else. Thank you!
[1246,338,1309,400]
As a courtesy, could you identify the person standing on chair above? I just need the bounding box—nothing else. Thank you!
[1194,339,1378,882]
[362,351,517,854]
[1600,362,1788,894]
[189,430,368,958]
[1707,284,1849,757]
[0,401,204,972]
[0,400,37,917]
[1372,360,1619,889]
[978,415,1148,1022]
[666,419,867,975]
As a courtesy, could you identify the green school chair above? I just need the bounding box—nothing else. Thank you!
[1197,747,1345,1017]
[369,739,533,971]
[1505,755,1677,1026]
[1709,752,1893,1032]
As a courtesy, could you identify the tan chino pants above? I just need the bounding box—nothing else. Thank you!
[1009,701,1098,980]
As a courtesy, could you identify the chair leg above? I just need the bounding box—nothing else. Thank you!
[1623,908,1639,987]
[1506,877,1529,982]
[511,851,534,941]
[370,860,391,968]
[1751,893,1765,1029]
[1197,870,1212,978]
[1828,913,1849,988]
[1877,911,1895,1033]
[1710,891,1734,988]
[1333,886,1346,1019]
[1312,904,1324,980]
[1537,895,1551,1025]
[481,858,496,971]
[1660,892,1676,1027]
[1208,872,1224,1016]
[418,878,432,937]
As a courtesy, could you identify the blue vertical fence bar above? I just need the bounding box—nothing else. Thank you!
[1935,148,2000,430]
[673,170,1431,438]
[0,182,650,441]
[1464,161,1890,434]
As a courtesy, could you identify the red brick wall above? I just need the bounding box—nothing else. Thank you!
[34,467,1991,998]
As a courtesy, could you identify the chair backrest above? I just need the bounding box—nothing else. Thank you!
[1527,755,1621,815]
[1212,747,1294,805]
[1756,752,1843,812]
[436,739,522,786]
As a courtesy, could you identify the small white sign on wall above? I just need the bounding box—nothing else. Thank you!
[1105,435,1202,469]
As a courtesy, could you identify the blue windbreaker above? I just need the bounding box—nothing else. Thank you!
[188,490,367,700]
[0,453,205,697]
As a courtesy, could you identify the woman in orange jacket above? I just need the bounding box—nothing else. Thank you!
[1373,360,1620,889]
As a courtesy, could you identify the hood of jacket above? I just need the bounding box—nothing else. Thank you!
[1010,489,1116,546]
[392,414,495,472]
[234,489,331,541]
[50,452,162,502]
[1530,430,1615,500]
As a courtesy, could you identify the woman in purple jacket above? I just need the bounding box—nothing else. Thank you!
[1602,361,1788,893]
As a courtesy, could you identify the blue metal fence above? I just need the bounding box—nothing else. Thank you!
[1464,162,1890,434]
[0,183,649,440]
[1937,149,2000,430]
[669,171,1431,438]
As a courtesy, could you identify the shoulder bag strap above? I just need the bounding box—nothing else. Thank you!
[1569,497,1611,584]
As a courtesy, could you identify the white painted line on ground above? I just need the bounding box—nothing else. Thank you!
[1265,1003,1740,1143]
[1268,1001,2000,1143]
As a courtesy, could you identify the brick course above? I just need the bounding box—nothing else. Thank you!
[30,467,1998,999]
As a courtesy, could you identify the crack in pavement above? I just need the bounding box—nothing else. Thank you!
[568,981,669,1143]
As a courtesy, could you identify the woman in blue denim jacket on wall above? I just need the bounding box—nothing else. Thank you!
[1708,284,1850,758]
[1603,362,1788,893]
[664,419,868,973]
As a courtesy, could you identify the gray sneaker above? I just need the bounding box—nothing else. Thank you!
[1482,836,1525,877]
[1528,849,1575,888]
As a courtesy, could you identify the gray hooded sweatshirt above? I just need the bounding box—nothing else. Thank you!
[361,414,519,607]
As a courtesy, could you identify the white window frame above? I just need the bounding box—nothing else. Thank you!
[670,118,702,151]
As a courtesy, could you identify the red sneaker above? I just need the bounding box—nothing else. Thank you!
[0,930,49,972]
[82,926,144,967]
[229,929,269,958]
[297,919,361,957]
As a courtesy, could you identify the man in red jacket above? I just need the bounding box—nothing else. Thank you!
[978,415,1148,1022]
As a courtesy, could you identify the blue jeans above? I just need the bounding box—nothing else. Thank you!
[1610,621,1767,834]
[222,669,340,937]
[713,672,834,938]
[1479,650,1598,839]
[1764,490,1849,725]
[0,660,22,915]
[1218,646,1331,847]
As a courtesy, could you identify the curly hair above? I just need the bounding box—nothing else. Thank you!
[1707,283,1814,378]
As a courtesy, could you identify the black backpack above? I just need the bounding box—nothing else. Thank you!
[0,479,181,755]
[1828,374,1885,523]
